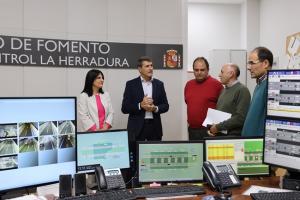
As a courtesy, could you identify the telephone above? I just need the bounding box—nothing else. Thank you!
[202,161,241,191]
[95,165,126,191]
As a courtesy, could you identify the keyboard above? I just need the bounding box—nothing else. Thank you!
[131,185,205,198]
[60,189,135,200]
[250,191,300,200]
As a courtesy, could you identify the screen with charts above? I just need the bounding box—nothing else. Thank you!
[0,97,76,192]
[264,69,300,172]
[205,137,269,176]
[76,129,130,172]
[137,141,204,183]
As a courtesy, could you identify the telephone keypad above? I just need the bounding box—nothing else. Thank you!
[218,172,234,187]
[106,175,126,189]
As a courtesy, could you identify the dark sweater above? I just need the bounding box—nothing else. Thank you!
[216,82,251,135]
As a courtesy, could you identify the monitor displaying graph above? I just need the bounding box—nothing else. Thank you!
[205,137,269,176]
[76,129,130,172]
[137,141,204,183]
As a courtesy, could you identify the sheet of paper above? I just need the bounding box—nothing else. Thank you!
[146,195,197,200]
[36,183,59,197]
[202,108,231,127]
[243,185,292,196]
[8,194,39,200]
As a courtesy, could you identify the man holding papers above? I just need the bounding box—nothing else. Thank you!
[185,57,223,140]
[209,63,250,136]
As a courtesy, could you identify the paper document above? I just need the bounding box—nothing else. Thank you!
[243,185,292,196]
[202,108,231,127]
[36,183,59,197]
[146,195,197,200]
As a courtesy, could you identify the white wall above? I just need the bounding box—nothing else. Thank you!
[188,3,242,75]
[260,0,300,69]
[0,0,186,140]
[242,0,260,94]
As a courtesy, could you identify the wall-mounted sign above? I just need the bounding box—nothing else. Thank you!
[0,35,182,69]
[286,32,300,69]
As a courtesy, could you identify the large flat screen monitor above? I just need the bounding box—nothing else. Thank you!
[205,136,269,176]
[264,70,300,174]
[76,129,130,172]
[137,141,204,183]
[0,97,76,192]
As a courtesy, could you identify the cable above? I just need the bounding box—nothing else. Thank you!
[125,170,138,186]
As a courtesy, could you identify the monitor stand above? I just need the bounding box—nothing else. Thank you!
[0,192,5,200]
[282,170,300,191]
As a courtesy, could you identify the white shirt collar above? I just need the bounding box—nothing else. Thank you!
[140,76,153,82]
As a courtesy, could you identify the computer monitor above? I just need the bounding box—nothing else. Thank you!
[205,136,269,176]
[0,97,76,192]
[137,141,204,183]
[264,70,300,177]
[76,129,130,172]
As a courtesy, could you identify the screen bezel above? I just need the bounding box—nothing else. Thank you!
[0,96,77,193]
[204,136,270,177]
[76,129,130,173]
[263,69,300,173]
[137,140,204,184]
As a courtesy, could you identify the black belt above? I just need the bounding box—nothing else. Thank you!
[144,119,154,123]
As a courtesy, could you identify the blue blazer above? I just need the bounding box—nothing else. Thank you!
[121,77,169,141]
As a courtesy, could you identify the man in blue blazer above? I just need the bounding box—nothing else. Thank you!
[121,56,169,184]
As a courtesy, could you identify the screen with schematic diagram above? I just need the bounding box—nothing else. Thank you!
[205,137,269,176]
[137,141,204,183]
[76,129,130,172]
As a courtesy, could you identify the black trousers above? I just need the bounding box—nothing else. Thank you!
[188,126,209,140]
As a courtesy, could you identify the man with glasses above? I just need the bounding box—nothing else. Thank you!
[242,47,273,136]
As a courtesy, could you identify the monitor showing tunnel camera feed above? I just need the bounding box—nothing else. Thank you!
[0,97,76,192]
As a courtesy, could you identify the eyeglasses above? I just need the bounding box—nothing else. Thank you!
[247,60,261,65]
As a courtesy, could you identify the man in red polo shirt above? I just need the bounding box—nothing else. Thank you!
[184,57,223,140]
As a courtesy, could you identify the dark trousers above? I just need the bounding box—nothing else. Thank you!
[123,119,162,187]
[188,126,209,140]
[136,119,162,141]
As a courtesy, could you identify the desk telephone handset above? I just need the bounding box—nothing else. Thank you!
[202,161,241,191]
[95,165,126,191]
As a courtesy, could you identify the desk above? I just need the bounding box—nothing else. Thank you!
[5,177,280,200]
[158,176,280,200]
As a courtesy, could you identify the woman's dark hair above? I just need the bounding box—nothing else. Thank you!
[192,57,209,70]
[253,46,273,67]
[82,69,104,96]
